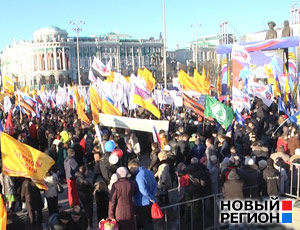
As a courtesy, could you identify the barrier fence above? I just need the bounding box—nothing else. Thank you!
[152,185,262,230]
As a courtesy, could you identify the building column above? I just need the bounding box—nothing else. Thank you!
[138,47,141,68]
[44,48,48,71]
[54,48,58,70]
[117,46,121,73]
[132,46,135,71]
[62,47,66,70]
[125,47,128,69]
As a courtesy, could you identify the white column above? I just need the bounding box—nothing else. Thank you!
[54,48,57,70]
[44,48,48,71]
[132,46,135,71]
[138,47,141,68]
[62,47,66,70]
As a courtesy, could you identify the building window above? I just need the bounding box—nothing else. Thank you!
[39,52,45,71]
[65,49,70,70]
[33,54,38,71]
[57,49,63,70]
[47,51,54,70]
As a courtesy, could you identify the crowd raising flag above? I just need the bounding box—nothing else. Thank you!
[204,96,234,130]
[1,132,55,190]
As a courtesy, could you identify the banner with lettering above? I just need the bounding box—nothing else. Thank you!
[1,132,55,190]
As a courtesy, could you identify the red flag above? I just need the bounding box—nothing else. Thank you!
[4,109,14,135]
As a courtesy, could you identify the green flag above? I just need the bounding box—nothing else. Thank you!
[204,96,234,130]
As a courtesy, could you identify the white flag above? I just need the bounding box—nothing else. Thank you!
[3,96,12,113]
[232,87,251,112]
[248,80,273,107]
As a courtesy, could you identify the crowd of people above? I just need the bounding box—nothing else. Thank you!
[0,96,300,230]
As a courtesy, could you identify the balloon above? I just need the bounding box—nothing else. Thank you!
[112,148,123,158]
[109,154,119,165]
[105,141,116,152]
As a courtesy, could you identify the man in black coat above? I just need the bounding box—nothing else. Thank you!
[75,166,94,228]
[263,158,281,196]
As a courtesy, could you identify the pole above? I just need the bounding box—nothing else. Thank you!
[76,30,81,86]
[195,28,198,72]
[163,0,167,89]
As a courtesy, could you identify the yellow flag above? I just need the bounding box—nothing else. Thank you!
[138,68,156,92]
[1,132,55,190]
[20,86,29,93]
[101,97,122,116]
[40,85,45,93]
[273,76,281,97]
[105,71,115,83]
[0,194,6,230]
[179,70,204,93]
[193,69,202,83]
[90,86,102,124]
[3,75,14,96]
[132,93,161,119]
[283,77,290,103]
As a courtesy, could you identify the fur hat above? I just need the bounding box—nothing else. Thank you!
[258,160,267,170]
[116,167,129,178]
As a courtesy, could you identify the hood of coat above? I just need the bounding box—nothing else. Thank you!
[227,169,240,180]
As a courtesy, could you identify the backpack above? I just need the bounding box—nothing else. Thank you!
[179,174,190,187]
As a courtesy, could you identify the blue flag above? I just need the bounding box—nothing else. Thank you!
[235,109,245,127]
[289,110,300,125]
[278,97,289,116]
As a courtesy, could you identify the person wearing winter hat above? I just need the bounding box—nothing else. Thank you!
[238,157,260,198]
[223,169,244,200]
[263,158,280,196]
[108,166,135,230]
[220,156,237,186]
[258,160,267,171]
[116,167,129,178]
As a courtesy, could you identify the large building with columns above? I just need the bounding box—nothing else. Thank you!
[0,26,163,88]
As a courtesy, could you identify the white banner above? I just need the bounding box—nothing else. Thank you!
[232,86,251,112]
[232,43,251,63]
[99,113,169,132]
[248,80,273,107]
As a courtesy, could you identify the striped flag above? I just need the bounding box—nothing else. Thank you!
[182,93,204,118]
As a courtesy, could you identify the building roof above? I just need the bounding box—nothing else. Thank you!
[33,26,68,37]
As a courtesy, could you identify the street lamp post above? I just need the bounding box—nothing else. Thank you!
[191,22,201,72]
[70,20,85,85]
[163,0,167,89]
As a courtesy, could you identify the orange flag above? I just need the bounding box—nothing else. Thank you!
[179,70,208,94]
[74,87,90,124]
[90,85,102,124]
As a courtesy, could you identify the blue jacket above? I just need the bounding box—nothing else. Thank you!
[133,166,157,206]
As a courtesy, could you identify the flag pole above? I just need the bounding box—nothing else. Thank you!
[272,117,290,136]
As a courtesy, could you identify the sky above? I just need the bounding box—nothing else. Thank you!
[0,0,298,52]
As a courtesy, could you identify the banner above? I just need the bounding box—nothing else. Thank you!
[99,113,169,132]
[232,43,251,64]
[248,80,273,107]
[232,86,251,112]
[1,132,55,190]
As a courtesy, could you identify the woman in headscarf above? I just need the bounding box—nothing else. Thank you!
[108,167,135,230]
